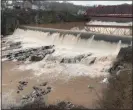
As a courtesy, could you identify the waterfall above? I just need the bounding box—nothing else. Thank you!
[115,40,122,55]
[76,34,81,44]
[87,35,95,47]
[130,41,132,46]
[8,29,128,54]
[59,34,64,45]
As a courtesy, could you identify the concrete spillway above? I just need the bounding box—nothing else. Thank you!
[19,25,132,44]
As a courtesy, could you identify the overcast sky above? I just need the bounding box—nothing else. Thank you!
[8,0,132,6]
[59,1,132,6]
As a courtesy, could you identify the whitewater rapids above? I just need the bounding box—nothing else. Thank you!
[3,28,129,80]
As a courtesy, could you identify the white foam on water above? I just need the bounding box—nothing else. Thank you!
[2,58,8,62]
[100,78,109,84]
[4,28,128,79]
[17,55,112,79]
[2,27,130,108]
[2,90,21,109]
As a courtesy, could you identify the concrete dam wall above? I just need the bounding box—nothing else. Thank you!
[19,25,132,45]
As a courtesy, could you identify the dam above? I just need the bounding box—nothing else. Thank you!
[1,1,133,109]
[19,25,132,45]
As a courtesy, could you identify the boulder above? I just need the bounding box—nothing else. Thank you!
[29,55,44,61]
[10,42,21,47]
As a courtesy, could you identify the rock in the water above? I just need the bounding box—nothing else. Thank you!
[17,81,28,92]
[46,89,51,94]
[60,53,92,64]
[40,82,47,86]
[18,85,23,91]
[10,42,21,47]
[5,45,55,62]
[81,56,96,65]
[89,57,96,65]
[19,81,28,85]
[33,86,40,90]
[21,84,51,104]
[43,45,54,49]
[41,90,46,95]
[47,87,51,90]
[29,55,44,61]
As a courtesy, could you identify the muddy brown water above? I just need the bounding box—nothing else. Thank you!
[2,60,107,108]
[1,35,107,108]
[28,22,85,30]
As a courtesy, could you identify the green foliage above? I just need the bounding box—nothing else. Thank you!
[1,9,87,35]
